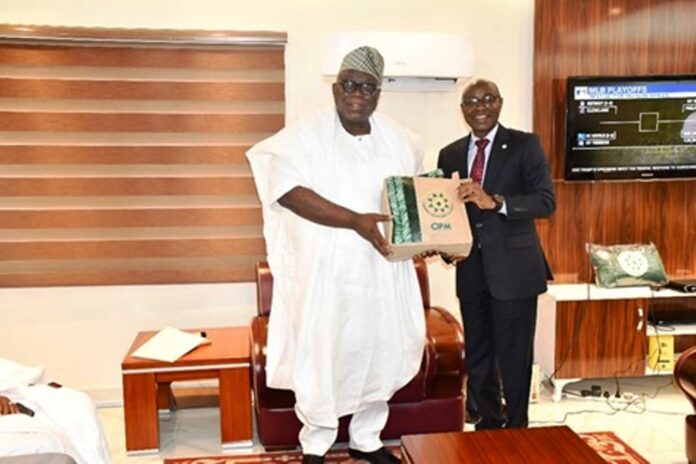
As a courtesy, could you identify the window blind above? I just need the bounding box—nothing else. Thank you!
[0,25,286,287]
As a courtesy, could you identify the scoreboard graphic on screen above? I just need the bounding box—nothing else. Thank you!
[565,76,696,180]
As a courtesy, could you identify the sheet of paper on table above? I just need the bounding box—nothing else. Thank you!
[131,327,211,363]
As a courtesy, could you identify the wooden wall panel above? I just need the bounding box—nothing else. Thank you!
[534,0,696,281]
[536,183,594,282]
[554,299,647,378]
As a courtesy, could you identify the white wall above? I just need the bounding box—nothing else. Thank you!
[0,0,535,401]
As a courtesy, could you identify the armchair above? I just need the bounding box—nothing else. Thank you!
[675,346,696,464]
[250,259,466,449]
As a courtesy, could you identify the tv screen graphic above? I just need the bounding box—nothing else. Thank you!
[565,75,696,181]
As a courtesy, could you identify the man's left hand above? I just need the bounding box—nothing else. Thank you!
[458,179,496,210]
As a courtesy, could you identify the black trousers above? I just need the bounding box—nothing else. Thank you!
[458,250,538,429]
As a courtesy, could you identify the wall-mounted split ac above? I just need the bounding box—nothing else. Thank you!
[321,31,474,92]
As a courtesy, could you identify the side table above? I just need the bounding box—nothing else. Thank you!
[121,326,252,454]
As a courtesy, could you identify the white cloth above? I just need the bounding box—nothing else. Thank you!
[299,401,389,456]
[247,108,426,429]
[0,358,111,464]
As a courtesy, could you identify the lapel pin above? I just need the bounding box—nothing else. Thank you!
[502,144,508,149]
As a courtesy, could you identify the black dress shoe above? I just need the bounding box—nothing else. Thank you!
[348,447,400,463]
[302,454,325,464]
[466,407,482,424]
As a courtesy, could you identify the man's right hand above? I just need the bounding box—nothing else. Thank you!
[352,213,392,257]
[0,395,19,415]
[415,250,439,260]
[440,252,467,265]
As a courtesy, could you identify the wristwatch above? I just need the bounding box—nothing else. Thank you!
[492,194,505,212]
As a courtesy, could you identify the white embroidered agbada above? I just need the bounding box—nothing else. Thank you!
[247,108,426,428]
[0,358,111,464]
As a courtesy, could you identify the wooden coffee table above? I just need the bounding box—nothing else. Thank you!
[401,426,605,463]
[121,326,251,454]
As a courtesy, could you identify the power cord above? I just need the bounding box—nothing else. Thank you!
[610,287,677,400]
[549,248,604,383]
[530,377,678,425]
[546,288,679,424]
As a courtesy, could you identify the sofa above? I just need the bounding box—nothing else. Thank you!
[250,258,466,449]
[675,345,696,464]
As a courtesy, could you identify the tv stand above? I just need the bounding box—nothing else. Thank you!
[535,284,696,402]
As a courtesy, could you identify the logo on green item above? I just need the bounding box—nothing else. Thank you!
[423,192,453,217]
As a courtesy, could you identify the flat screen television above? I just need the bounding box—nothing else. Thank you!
[564,75,696,181]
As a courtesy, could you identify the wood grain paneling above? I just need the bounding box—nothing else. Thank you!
[401,427,605,463]
[676,335,696,354]
[0,26,284,287]
[219,367,253,443]
[122,372,159,452]
[536,182,593,282]
[554,299,647,379]
[534,0,696,280]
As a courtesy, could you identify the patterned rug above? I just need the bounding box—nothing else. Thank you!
[579,431,649,464]
[164,431,648,464]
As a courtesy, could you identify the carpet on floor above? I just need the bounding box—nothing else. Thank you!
[163,431,648,464]
[579,431,649,464]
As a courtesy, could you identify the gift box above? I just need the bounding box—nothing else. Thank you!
[382,173,472,262]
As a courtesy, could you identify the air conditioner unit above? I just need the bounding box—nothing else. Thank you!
[321,31,474,92]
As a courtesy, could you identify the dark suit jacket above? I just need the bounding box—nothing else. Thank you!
[437,125,555,301]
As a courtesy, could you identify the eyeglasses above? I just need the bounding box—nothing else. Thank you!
[337,79,380,97]
[461,94,501,108]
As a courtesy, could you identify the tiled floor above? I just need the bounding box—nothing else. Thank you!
[99,375,692,464]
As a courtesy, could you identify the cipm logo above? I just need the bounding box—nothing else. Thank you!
[431,222,451,230]
[423,191,452,217]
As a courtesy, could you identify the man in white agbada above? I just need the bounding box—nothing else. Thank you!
[0,357,111,464]
[247,46,425,464]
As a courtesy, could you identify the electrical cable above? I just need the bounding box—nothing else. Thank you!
[610,287,675,403]
[548,245,596,383]
[530,377,679,425]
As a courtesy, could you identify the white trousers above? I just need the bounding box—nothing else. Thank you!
[298,401,389,456]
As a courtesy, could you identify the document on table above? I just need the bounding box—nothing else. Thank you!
[132,327,211,363]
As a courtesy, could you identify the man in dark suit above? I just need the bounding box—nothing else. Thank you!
[437,78,555,429]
